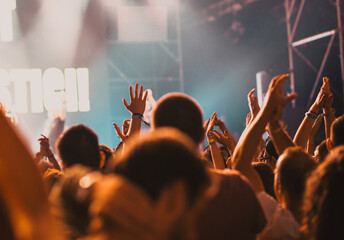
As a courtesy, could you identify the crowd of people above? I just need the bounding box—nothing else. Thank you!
[0,74,343,240]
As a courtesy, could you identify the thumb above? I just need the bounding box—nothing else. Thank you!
[283,93,298,106]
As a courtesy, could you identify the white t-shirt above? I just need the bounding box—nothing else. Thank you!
[257,191,300,240]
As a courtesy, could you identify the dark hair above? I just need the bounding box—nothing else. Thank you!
[301,146,344,240]
[152,93,204,144]
[276,147,316,205]
[57,124,100,169]
[0,196,15,240]
[252,162,276,199]
[111,128,209,205]
[331,115,344,147]
[50,165,94,239]
[265,138,279,160]
[99,144,114,170]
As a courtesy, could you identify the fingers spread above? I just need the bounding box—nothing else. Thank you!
[135,83,139,99]
[129,86,134,101]
[142,90,148,102]
[123,98,129,109]
[139,85,143,99]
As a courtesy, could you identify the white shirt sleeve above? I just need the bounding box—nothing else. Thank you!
[256,191,300,240]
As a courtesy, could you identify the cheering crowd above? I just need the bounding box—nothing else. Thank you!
[0,74,343,240]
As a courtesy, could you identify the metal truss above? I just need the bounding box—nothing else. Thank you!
[285,0,344,107]
[106,0,184,93]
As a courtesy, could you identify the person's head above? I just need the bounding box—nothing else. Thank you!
[253,162,275,199]
[274,147,316,221]
[56,124,100,169]
[99,144,114,170]
[301,146,344,240]
[260,139,278,169]
[152,93,204,145]
[314,139,329,164]
[49,165,96,239]
[329,115,344,149]
[109,128,209,239]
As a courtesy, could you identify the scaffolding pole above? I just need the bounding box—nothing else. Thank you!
[285,0,344,107]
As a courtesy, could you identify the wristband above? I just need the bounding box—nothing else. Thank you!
[310,110,318,115]
[208,139,216,145]
[132,113,144,119]
[305,112,317,120]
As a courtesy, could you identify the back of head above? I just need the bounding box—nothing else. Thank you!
[331,115,344,148]
[301,146,344,240]
[276,147,316,205]
[50,165,94,239]
[253,162,275,199]
[111,128,209,205]
[57,124,100,169]
[152,93,204,145]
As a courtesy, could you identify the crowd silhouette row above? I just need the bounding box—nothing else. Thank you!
[0,74,343,240]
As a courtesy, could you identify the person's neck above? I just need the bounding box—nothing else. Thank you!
[283,196,302,223]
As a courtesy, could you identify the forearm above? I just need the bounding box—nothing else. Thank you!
[231,107,269,193]
[209,143,226,169]
[268,123,295,156]
[293,104,320,149]
[233,106,271,170]
[127,117,142,137]
[323,108,335,139]
[306,139,315,155]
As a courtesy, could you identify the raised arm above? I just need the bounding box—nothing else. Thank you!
[307,115,323,155]
[38,135,61,171]
[232,74,297,193]
[267,105,295,156]
[207,112,226,169]
[322,77,335,139]
[293,79,327,149]
[213,118,237,155]
[122,83,148,137]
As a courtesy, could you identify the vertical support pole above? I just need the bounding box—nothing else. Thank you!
[337,0,344,104]
[285,0,296,107]
[175,0,184,92]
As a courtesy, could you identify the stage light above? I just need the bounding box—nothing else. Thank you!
[0,0,16,41]
[117,5,168,42]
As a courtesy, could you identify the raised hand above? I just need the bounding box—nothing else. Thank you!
[123,83,148,115]
[38,134,60,170]
[265,74,298,111]
[248,88,260,118]
[213,118,237,153]
[122,119,130,135]
[203,119,210,137]
[38,134,52,157]
[246,112,252,127]
[113,122,127,142]
[213,129,236,153]
[207,112,217,134]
